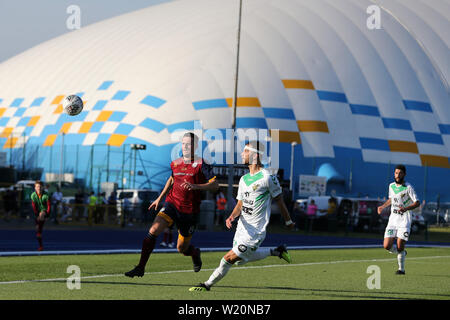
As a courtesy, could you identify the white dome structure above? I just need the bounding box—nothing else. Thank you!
[0,0,448,200]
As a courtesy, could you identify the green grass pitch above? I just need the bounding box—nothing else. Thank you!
[0,248,449,300]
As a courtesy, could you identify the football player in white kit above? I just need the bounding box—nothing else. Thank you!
[377,165,420,275]
[189,141,295,291]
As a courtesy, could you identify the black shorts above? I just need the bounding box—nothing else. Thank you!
[157,202,197,237]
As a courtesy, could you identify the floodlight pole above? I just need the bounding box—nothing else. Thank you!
[227,0,243,212]
[59,132,65,189]
[290,141,297,200]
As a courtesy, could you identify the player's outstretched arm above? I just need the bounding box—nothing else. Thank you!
[181,177,219,192]
[377,198,391,215]
[274,195,295,229]
[226,200,243,229]
[149,176,173,210]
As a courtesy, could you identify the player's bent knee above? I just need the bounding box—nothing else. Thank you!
[149,217,169,235]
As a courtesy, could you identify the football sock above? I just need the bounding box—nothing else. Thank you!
[183,244,198,257]
[37,234,43,248]
[36,221,44,247]
[163,232,168,243]
[168,231,173,244]
[235,248,271,266]
[397,250,406,271]
[204,258,233,288]
[137,232,157,269]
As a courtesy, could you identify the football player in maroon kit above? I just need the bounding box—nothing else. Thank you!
[125,132,218,277]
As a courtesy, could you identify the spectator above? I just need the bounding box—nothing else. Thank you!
[107,191,118,224]
[97,192,107,224]
[307,199,318,216]
[324,197,338,232]
[88,191,98,225]
[121,196,132,227]
[215,190,227,227]
[321,197,337,216]
[305,199,318,232]
[51,186,63,224]
[60,198,73,222]
[160,226,175,248]
[74,189,85,221]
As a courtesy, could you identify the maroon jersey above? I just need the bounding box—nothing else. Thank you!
[165,157,215,214]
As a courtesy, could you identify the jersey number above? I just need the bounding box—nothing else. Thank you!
[242,206,253,215]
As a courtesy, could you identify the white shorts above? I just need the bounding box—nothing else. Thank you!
[384,225,410,241]
[231,230,265,262]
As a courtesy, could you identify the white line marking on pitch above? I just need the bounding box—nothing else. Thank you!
[1,255,449,285]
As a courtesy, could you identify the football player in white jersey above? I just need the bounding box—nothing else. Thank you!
[377,165,420,275]
[189,141,295,291]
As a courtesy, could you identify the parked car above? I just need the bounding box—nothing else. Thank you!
[420,202,449,225]
[349,198,383,232]
[60,196,75,222]
[116,189,159,223]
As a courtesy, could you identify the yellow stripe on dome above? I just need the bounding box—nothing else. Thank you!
[96,111,113,122]
[1,127,13,138]
[51,95,65,105]
[107,134,127,147]
[388,140,418,154]
[79,122,93,133]
[54,104,63,114]
[297,120,329,133]
[0,108,6,117]
[420,155,450,168]
[226,97,261,107]
[282,79,315,90]
[3,137,18,149]
[60,122,72,134]
[43,134,57,147]
[270,130,301,143]
[27,116,40,126]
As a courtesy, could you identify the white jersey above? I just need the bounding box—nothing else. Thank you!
[235,168,282,243]
[388,182,418,229]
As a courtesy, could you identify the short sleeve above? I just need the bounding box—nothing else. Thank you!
[236,179,244,201]
[268,174,282,198]
[388,184,393,199]
[408,185,418,203]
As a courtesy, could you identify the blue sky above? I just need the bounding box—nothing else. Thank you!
[0,0,172,63]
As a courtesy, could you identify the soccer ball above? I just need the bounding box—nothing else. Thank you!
[63,95,83,116]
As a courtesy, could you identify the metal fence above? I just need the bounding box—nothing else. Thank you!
[0,199,155,228]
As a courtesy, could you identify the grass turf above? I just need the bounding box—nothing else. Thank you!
[0,247,449,300]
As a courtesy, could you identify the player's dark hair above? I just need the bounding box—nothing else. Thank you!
[35,180,43,186]
[395,164,406,174]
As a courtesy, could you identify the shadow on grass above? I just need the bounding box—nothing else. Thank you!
[45,279,449,300]
[259,285,450,300]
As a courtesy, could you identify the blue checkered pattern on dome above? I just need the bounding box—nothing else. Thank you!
[0,80,448,168]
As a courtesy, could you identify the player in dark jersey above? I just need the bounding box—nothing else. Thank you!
[125,132,218,277]
[30,180,51,251]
